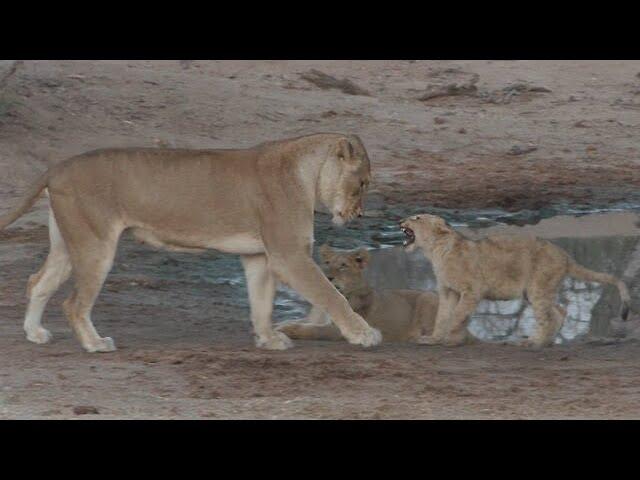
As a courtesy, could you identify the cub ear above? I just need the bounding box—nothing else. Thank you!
[319,243,334,261]
[434,220,454,236]
[336,137,355,163]
[353,248,370,269]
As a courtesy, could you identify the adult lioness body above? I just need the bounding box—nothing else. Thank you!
[0,133,382,352]
[277,244,444,342]
[401,214,631,348]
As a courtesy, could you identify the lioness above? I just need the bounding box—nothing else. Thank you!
[277,244,447,342]
[400,214,631,348]
[0,133,382,352]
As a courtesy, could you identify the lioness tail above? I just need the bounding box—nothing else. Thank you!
[567,261,630,320]
[0,173,49,231]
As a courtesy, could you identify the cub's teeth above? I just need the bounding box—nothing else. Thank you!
[403,240,408,246]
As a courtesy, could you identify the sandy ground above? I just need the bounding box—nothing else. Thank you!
[2,60,640,419]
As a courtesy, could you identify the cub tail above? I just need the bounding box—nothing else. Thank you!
[567,261,630,320]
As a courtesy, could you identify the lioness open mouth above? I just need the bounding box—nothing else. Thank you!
[401,227,415,246]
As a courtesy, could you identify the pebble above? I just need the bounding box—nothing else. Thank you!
[73,405,100,415]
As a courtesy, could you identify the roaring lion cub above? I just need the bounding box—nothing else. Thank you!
[277,244,443,342]
[0,133,382,352]
[400,214,631,348]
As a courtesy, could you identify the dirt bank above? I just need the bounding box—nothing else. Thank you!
[2,60,640,220]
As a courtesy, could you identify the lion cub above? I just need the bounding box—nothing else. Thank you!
[277,244,442,342]
[400,214,631,348]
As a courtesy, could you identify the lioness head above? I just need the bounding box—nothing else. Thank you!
[400,214,454,252]
[319,244,370,295]
[317,135,371,226]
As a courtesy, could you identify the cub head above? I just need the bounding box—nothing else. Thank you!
[318,244,370,295]
[317,135,371,226]
[400,214,454,252]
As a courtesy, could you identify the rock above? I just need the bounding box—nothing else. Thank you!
[573,120,589,128]
[73,405,100,415]
[481,82,551,104]
[508,144,538,156]
[300,69,371,96]
[434,117,447,125]
[418,73,479,101]
[458,127,467,134]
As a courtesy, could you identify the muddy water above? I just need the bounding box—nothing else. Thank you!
[97,211,640,345]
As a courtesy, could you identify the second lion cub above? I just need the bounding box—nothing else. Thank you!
[400,214,631,348]
[277,244,445,342]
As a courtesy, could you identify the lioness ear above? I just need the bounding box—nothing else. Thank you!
[336,138,355,163]
[353,249,370,269]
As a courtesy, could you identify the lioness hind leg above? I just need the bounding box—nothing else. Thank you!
[24,210,72,344]
[242,254,293,350]
[63,236,120,353]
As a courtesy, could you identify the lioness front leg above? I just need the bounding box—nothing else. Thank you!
[241,254,293,350]
[270,252,381,347]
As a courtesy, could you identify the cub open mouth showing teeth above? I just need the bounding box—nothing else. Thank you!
[401,227,415,246]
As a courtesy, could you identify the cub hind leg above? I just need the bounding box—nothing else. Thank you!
[525,281,565,348]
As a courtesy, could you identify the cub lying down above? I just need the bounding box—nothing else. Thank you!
[277,244,462,342]
[400,214,631,348]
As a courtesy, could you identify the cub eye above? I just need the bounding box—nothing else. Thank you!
[355,257,363,263]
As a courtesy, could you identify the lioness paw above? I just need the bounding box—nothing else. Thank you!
[25,327,53,345]
[346,326,382,348]
[256,331,294,350]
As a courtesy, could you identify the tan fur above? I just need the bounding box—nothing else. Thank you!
[277,244,452,342]
[401,214,631,348]
[1,133,383,352]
